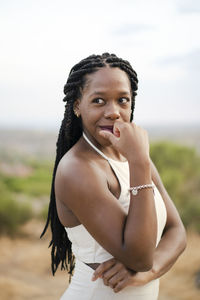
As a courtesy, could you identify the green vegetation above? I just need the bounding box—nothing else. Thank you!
[0,141,200,235]
[0,158,53,234]
[39,204,49,221]
[150,142,200,232]
[3,160,52,196]
[0,181,33,235]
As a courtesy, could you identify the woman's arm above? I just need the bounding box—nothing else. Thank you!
[55,121,157,271]
[92,160,187,292]
[149,160,187,278]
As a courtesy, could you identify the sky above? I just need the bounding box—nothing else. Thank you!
[1,0,200,130]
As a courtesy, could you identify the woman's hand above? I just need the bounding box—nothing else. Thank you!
[99,121,150,164]
[92,258,154,293]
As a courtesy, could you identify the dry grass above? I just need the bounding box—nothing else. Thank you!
[0,220,68,300]
[160,231,200,300]
[0,220,199,300]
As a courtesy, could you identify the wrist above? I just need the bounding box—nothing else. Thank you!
[149,267,159,281]
[129,160,151,186]
[128,156,151,169]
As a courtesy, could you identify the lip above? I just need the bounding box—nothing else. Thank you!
[99,125,114,133]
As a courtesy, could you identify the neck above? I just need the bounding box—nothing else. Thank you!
[82,131,126,162]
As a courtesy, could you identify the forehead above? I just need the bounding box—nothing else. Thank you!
[83,67,131,94]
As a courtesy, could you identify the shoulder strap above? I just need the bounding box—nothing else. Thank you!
[82,132,110,161]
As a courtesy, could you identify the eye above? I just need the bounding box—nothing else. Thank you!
[93,98,105,104]
[118,97,130,104]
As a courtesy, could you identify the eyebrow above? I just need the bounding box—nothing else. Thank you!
[89,90,131,97]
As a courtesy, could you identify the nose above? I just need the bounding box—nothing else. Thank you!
[104,102,120,120]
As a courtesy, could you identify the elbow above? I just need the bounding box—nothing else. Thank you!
[126,255,154,272]
[122,243,155,272]
[133,264,153,272]
[176,222,187,254]
[131,259,153,272]
[128,262,153,272]
[180,226,187,253]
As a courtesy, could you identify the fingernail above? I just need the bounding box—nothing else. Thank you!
[91,275,96,281]
[99,131,105,136]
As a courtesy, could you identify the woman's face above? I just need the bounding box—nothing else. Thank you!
[75,66,132,147]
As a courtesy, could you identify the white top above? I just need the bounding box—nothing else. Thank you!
[65,133,167,263]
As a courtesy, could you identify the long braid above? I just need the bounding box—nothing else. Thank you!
[41,53,138,277]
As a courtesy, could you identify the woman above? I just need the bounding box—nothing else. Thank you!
[41,53,186,299]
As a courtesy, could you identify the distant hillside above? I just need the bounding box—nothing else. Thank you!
[147,124,200,151]
[0,129,57,159]
[0,124,199,159]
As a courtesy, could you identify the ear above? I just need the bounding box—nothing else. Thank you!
[73,99,81,118]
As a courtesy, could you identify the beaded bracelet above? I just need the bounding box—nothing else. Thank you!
[128,184,155,196]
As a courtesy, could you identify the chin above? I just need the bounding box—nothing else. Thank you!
[99,135,112,147]
[85,129,112,147]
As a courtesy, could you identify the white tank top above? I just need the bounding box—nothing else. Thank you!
[65,133,167,263]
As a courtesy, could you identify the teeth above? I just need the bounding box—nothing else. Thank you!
[102,128,113,132]
[100,126,113,133]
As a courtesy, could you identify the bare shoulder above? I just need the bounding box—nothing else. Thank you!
[53,141,129,262]
[55,144,107,207]
[55,147,104,227]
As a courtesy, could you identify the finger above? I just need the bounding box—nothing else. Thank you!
[92,258,116,281]
[107,270,128,288]
[103,277,109,286]
[99,130,119,145]
[113,123,121,137]
[113,277,131,293]
[102,262,124,282]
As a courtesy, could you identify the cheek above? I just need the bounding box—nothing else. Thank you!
[83,107,101,120]
[80,109,99,127]
[122,108,132,121]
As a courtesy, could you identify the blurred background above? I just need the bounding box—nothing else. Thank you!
[0,0,200,299]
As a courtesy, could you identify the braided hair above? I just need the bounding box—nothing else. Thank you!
[40,53,139,277]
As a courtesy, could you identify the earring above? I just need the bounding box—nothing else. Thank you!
[74,109,80,118]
